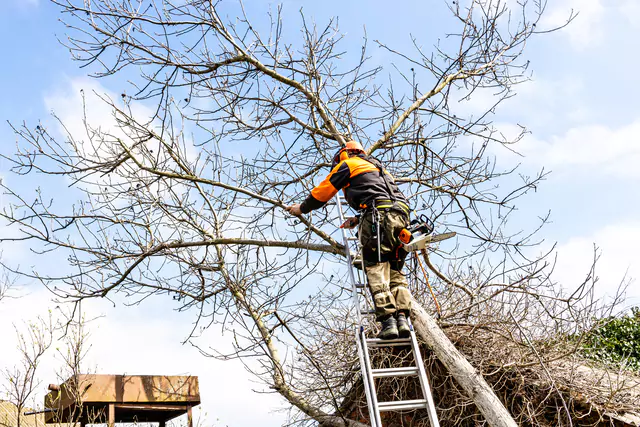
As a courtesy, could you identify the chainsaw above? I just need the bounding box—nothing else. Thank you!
[399,214,456,252]
[350,214,455,270]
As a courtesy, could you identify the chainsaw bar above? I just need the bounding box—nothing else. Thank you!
[351,232,458,267]
[424,231,457,243]
[404,231,457,252]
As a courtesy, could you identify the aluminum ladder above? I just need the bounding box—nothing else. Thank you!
[335,195,440,427]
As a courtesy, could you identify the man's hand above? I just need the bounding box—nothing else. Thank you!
[285,203,303,216]
[340,216,359,229]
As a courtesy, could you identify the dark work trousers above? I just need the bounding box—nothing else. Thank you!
[358,208,412,321]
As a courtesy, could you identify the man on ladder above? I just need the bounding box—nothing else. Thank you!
[286,141,413,340]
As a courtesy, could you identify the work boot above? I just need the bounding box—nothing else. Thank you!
[377,315,399,340]
[396,312,410,338]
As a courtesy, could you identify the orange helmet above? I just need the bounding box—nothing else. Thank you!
[332,140,364,167]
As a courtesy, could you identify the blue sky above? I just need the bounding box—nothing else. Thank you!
[1,0,640,425]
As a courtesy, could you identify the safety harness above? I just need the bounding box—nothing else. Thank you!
[356,154,410,263]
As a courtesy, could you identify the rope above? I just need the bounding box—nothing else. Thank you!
[415,250,441,316]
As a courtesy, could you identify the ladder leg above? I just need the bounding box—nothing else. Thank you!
[409,324,440,427]
[359,327,383,427]
[355,327,379,426]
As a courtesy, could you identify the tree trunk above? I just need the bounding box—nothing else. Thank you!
[411,300,518,427]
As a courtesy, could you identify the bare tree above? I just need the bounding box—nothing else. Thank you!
[0,0,608,425]
[0,305,98,427]
[2,315,54,427]
[47,311,97,426]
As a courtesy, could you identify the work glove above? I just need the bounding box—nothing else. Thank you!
[340,216,359,229]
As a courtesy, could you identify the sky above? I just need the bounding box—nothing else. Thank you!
[1,0,640,426]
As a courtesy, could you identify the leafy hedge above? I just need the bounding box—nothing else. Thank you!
[581,307,640,372]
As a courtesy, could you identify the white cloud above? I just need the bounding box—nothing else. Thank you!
[513,119,640,178]
[542,0,605,48]
[552,222,640,307]
[542,0,640,48]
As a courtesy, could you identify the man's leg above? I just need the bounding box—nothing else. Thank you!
[384,208,412,338]
[389,268,412,315]
[365,262,398,339]
[382,210,412,316]
[390,267,411,338]
[365,262,395,319]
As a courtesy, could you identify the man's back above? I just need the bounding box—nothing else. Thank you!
[300,152,409,214]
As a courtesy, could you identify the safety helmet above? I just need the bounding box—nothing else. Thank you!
[331,140,365,168]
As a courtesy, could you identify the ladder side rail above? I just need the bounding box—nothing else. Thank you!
[354,327,378,426]
[353,244,371,309]
[409,324,440,427]
[352,244,371,313]
[336,196,363,326]
[360,328,383,427]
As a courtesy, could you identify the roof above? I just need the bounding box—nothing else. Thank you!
[43,375,200,424]
[0,401,45,427]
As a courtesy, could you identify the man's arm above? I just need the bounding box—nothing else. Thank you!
[284,203,357,229]
[286,161,350,215]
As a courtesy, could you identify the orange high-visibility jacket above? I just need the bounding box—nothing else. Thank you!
[300,153,409,214]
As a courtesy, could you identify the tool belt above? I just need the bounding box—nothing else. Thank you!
[358,199,410,265]
[369,199,410,217]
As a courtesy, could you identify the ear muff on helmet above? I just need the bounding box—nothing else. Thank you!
[332,148,345,168]
[332,148,353,167]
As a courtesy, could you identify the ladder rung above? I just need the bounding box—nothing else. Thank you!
[378,399,427,412]
[371,366,419,378]
[347,236,358,241]
[355,283,366,289]
[365,337,412,347]
[360,309,376,315]
[352,259,364,270]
